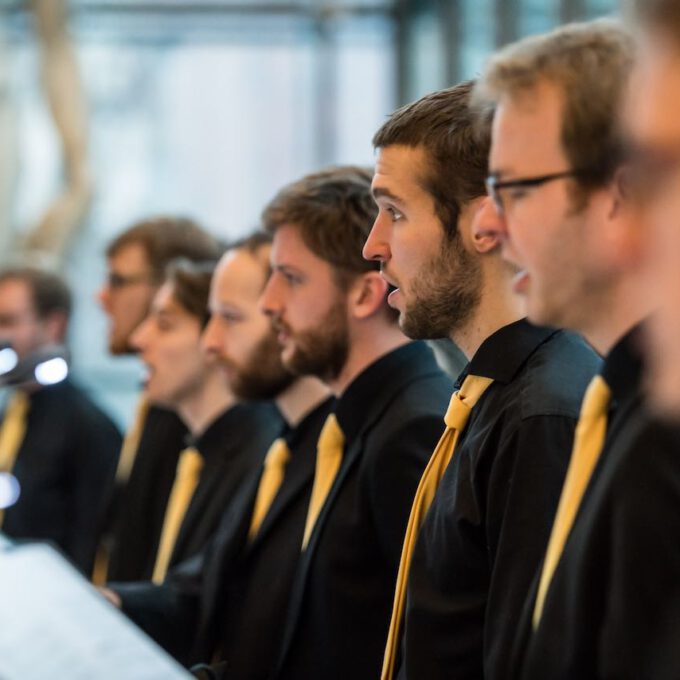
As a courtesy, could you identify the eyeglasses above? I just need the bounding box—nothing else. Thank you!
[106,272,154,290]
[486,169,588,216]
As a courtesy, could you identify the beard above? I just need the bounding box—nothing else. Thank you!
[223,329,295,401]
[274,296,350,383]
[400,235,482,340]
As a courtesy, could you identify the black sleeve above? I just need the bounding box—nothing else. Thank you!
[483,414,574,679]
[112,552,204,664]
[364,413,443,570]
[67,407,122,573]
[598,420,680,680]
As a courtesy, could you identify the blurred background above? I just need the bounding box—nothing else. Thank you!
[0,0,619,426]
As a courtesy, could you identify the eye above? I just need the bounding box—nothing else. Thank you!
[282,271,303,286]
[219,311,243,324]
[157,318,174,332]
[386,205,404,222]
[506,187,529,202]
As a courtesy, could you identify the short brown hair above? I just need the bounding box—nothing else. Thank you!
[0,266,71,321]
[106,216,223,284]
[474,20,634,193]
[373,80,490,240]
[165,259,217,328]
[632,0,680,43]
[261,166,378,287]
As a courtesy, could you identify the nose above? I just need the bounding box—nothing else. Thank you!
[129,317,151,353]
[362,215,391,262]
[474,195,509,242]
[259,273,283,319]
[97,283,111,311]
[201,314,221,356]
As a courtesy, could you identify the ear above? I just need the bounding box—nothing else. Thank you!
[468,196,502,254]
[43,311,68,344]
[600,172,644,268]
[348,271,389,321]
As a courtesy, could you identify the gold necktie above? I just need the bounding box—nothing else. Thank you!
[381,374,494,680]
[301,413,344,550]
[0,391,30,528]
[115,396,150,484]
[249,438,291,539]
[532,374,611,629]
[151,446,204,584]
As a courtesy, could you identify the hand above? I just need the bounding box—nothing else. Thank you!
[98,586,122,609]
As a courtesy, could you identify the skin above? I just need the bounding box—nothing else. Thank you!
[260,223,407,395]
[364,144,523,358]
[0,278,65,361]
[625,30,680,419]
[202,248,294,402]
[130,281,234,435]
[97,242,157,355]
[486,79,645,355]
[102,248,329,607]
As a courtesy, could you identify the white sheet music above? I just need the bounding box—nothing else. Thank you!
[0,543,191,679]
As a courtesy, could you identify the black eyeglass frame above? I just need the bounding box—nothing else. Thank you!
[485,169,589,215]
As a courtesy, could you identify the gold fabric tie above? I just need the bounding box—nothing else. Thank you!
[381,374,494,680]
[301,413,345,550]
[249,438,291,539]
[532,374,611,629]
[115,396,150,484]
[151,446,204,584]
[0,391,30,528]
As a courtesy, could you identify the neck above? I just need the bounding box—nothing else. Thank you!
[451,265,525,359]
[328,320,409,396]
[275,376,332,427]
[178,375,237,437]
[577,274,652,356]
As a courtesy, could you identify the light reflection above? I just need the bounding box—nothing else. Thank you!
[0,348,18,375]
[0,472,20,510]
[34,357,69,386]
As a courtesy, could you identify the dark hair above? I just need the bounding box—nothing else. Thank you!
[373,81,490,240]
[261,166,378,287]
[474,20,634,200]
[632,0,680,39]
[106,216,223,284]
[165,259,217,328]
[0,266,71,321]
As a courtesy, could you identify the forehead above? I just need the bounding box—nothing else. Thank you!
[151,281,184,314]
[0,278,33,311]
[108,241,150,272]
[627,34,680,146]
[213,249,268,304]
[373,144,429,196]
[490,79,567,173]
[271,223,334,275]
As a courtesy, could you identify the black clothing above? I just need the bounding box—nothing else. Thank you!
[169,402,283,570]
[399,320,601,680]
[106,405,187,581]
[519,328,680,680]
[272,342,453,680]
[2,378,122,572]
[113,397,333,676]
[110,402,282,583]
[208,397,335,678]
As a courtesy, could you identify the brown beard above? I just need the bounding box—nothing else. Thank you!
[223,329,294,400]
[400,234,481,340]
[274,295,350,383]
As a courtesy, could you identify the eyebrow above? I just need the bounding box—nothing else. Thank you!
[372,186,405,203]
